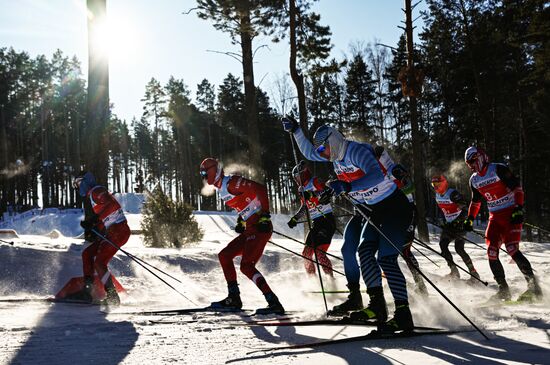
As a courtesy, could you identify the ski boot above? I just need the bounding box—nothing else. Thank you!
[211,281,243,310]
[327,283,363,316]
[411,271,428,296]
[489,281,512,302]
[445,265,460,280]
[104,286,120,306]
[517,276,543,302]
[414,279,429,296]
[348,286,387,324]
[255,292,285,315]
[380,300,414,333]
[102,276,120,306]
[466,269,482,286]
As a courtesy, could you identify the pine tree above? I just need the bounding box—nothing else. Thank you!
[344,53,376,140]
[141,186,203,248]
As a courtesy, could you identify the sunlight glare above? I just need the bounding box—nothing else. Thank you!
[91,15,139,63]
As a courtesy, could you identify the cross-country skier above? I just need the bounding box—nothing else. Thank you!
[287,161,336,277]
[200,158,285,314]
[375,146,427,295]
[431,174,480,282]
[74,171,130,305]
[463,146,542,301]
[282,116,414,332]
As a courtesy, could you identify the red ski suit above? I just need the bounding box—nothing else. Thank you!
[467,163,524,260]
[216,175,273,294]
[82,186,130,283]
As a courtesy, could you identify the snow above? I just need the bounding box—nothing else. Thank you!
[1,195,549,364]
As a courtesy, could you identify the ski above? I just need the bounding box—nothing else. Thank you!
[478,299,545,309]
[240,317,442,331]
[0,297,96,305]
[306,290,348,294]
[103,306,254,316]
[247,328,464,353]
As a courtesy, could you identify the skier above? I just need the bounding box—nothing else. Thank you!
[287,161,336,277]
[375,146,428,295]
[74,171,130,305]
[282,116,414,332]
[463,146,542,301]
[431,174,480,282]
[200,158,285,314]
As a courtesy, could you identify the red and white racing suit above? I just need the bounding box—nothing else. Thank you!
[467,163,524,260]
[216,175,273,294]
[82,186,130,283]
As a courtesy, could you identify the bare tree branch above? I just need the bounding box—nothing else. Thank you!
[181,7,198,15]
[252,44,270,60]
[206,49,242,64]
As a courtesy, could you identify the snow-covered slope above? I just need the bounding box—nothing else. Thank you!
[0,205,548,365]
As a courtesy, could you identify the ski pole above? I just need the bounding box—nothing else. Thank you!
[272,230,343,262]
[412,237,488,286]
[267,239,345,277]
[342,194,489,340]
[91,229,196,305]
[425,217,509,256]
[118,246,183,283]
[524,222,550,235]
[287,128,329,314]
[409,243,440,268]
[297,213,353,223]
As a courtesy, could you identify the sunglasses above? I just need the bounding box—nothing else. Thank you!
[431,181,441,188]
[315,132,332,153]
[199,170,208,178]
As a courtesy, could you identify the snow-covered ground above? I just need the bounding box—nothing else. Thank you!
[0,195,548,365]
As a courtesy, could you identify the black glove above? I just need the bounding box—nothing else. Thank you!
[235,216,246,234]
[300,190,314,200]
[510,205,524,224]
[287,217,298,229]
[463,216,474,231]
[84,230,96,242]
[318,188,334,205]
[256,214,272,233]
[80,216,98,231]
[326,179,352,196]
[391,164,408,181]
[281,115,298,133]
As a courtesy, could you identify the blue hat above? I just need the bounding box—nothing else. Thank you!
[73,171,97,197]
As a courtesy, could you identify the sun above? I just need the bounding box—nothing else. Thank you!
[90,15,138,62]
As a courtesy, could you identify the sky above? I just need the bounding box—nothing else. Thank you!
[0,0,427,123]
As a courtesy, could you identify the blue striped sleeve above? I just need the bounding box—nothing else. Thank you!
[347,142,375,172]
[293,128,328,162]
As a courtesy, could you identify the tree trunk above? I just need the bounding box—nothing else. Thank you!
[289,0,308,134]
[86,0,110,185]
[405,0,429,241]
[239,9,263,179]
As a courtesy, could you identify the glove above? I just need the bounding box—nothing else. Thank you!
[300,190,314,200]
[463,216,474,231]
[256,214,272,233]
[84,230,96,242]
[281,115,298,133]
[326,180,351,196]
[287,217,298,229]
[80,216,98,231]
[391,164,408,181]
[318,188,334,205]
[235,216,246,234]
[510,205,524,224]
